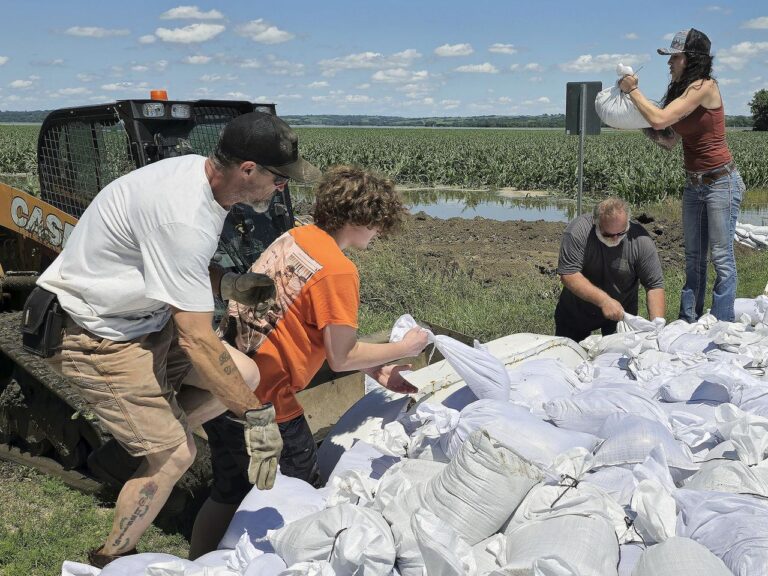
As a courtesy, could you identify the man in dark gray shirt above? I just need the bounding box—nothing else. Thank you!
[555,197,665,342]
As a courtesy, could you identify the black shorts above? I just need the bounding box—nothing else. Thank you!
[203,411,322,505]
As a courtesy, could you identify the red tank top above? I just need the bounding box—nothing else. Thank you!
[673,105,732,173]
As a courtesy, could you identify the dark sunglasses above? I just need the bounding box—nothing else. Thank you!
[599,228,628,239]
[261,165,290,185]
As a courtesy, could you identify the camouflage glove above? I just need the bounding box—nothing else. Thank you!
[243,403,283,490]
[220,272,276,315]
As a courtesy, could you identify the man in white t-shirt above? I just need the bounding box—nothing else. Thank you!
[31,111,320,568]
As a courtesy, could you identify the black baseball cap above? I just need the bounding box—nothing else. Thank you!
[657,28,711,56]
[217,111,321,183]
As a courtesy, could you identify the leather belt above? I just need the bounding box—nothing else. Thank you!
[686,161,736,187]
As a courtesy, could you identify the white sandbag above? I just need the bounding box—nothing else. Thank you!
[99,554,197,576]
[269,504,395,575]
[631,537,731,576]
[411,508,477,576]
[61,562,101,576]
[421,429,545,545]
[504,515,620,575]
[684,459,768,496]
[618,543,645,576]
[506,358,582,413]
[594,64,653,130]
[583,466,637,508]
[630,479,677,544]
[278,561,335,576]
[433,335,511,402]
[505,480,634,544]
[436,399,602,467]
[675,488,768,575]
[244,554,287,576]
[618,313,666,334]
[370,458,446,513]
[580,331,652,360]
[593,414,697,478]
[660,402,720,454]
[471,535,506,574]
[715,403,768,465]
[544,385,669,435]
[327,439,400,484]
[219,473,326,551]
[657,321,716,355]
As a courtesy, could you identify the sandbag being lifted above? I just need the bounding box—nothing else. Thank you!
[594,63,655,130]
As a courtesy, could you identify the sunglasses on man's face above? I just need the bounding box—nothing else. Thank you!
[600,229,628,239]
[261,165,290,185]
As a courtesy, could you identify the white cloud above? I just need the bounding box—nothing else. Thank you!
[131,65,149,72]
[266,56,305,76]
[624,33,639,40]
[509,63,520,71]
[77,73,97,82]
[155,23,225,43]
[65,26,130,38]
[0,56,8,66]
[184,55,212,64]
[237,59,261,69]
[236,19,294,44]
[318,49,421,76]
[160,6,224,19]
[307,81,328,88]
[559,53,648,73]
[156,60,169,72]
[524,62,543,72]
[663,33,675,41]
[52,87,90,96]
[744,17,768,29]
[529,76,543,83]
[372,68,429,83]
[10,79,34,89]
[455,63,498,73]
[718,42,768,70]
[199,73,237,82]
[343,94,372,103]
[489,43,517,55]
[276,93,302,100]
[311,93,373,104]
[440,99,460,109]
[138,34,156,44]
[356,83,370,89]
[718,78,741,85]
[434,43,474,57]
[226,91,251,100]
[537,96,551,104]
[100,81,149,92]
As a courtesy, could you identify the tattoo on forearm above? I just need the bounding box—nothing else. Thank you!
[112,481,159,550]
[218,350,234,375]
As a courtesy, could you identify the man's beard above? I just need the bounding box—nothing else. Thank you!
[596,231,624,248]
[246,199,272,214]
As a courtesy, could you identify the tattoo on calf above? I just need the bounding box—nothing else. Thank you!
[113,481,159,550]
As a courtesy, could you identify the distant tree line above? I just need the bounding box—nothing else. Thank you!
[0,109,756,128]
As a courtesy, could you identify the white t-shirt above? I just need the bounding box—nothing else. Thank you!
[39,155,229,341]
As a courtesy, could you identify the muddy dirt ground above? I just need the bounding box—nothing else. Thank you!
[371,208,692,284]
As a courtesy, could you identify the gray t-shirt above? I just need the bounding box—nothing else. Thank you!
[556,213,664,318]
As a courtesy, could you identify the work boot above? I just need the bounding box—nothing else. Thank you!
[87,545,137,569]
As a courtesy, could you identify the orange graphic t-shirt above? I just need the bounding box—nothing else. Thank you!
[220,224,359,422]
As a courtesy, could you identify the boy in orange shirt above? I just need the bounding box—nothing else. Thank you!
[190,165,428,556]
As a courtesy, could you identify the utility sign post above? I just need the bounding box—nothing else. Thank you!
[566,81,602,215]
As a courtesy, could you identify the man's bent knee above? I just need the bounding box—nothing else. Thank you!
[144,434,197,479]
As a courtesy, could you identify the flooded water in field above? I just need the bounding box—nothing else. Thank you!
[291,186,768,225]
[292,187,578,222]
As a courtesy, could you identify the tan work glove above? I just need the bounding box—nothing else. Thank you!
[220,272,276,314]
[243,403,283,490]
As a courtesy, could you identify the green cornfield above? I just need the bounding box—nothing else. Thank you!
[2,124,767,203]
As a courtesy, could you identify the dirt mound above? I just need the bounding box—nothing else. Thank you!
[377,210,687,284]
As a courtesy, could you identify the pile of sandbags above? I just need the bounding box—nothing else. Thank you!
[61,294,768,575]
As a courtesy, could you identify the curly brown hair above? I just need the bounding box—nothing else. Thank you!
[312,165,406,235]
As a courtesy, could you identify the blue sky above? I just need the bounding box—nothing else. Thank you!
[0,1,766,116]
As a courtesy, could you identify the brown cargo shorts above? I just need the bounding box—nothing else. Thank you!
[50,317,195,457]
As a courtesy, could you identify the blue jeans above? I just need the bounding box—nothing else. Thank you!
[679,168,744,323]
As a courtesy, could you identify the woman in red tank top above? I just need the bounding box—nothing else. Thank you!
[618,28,745,323]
